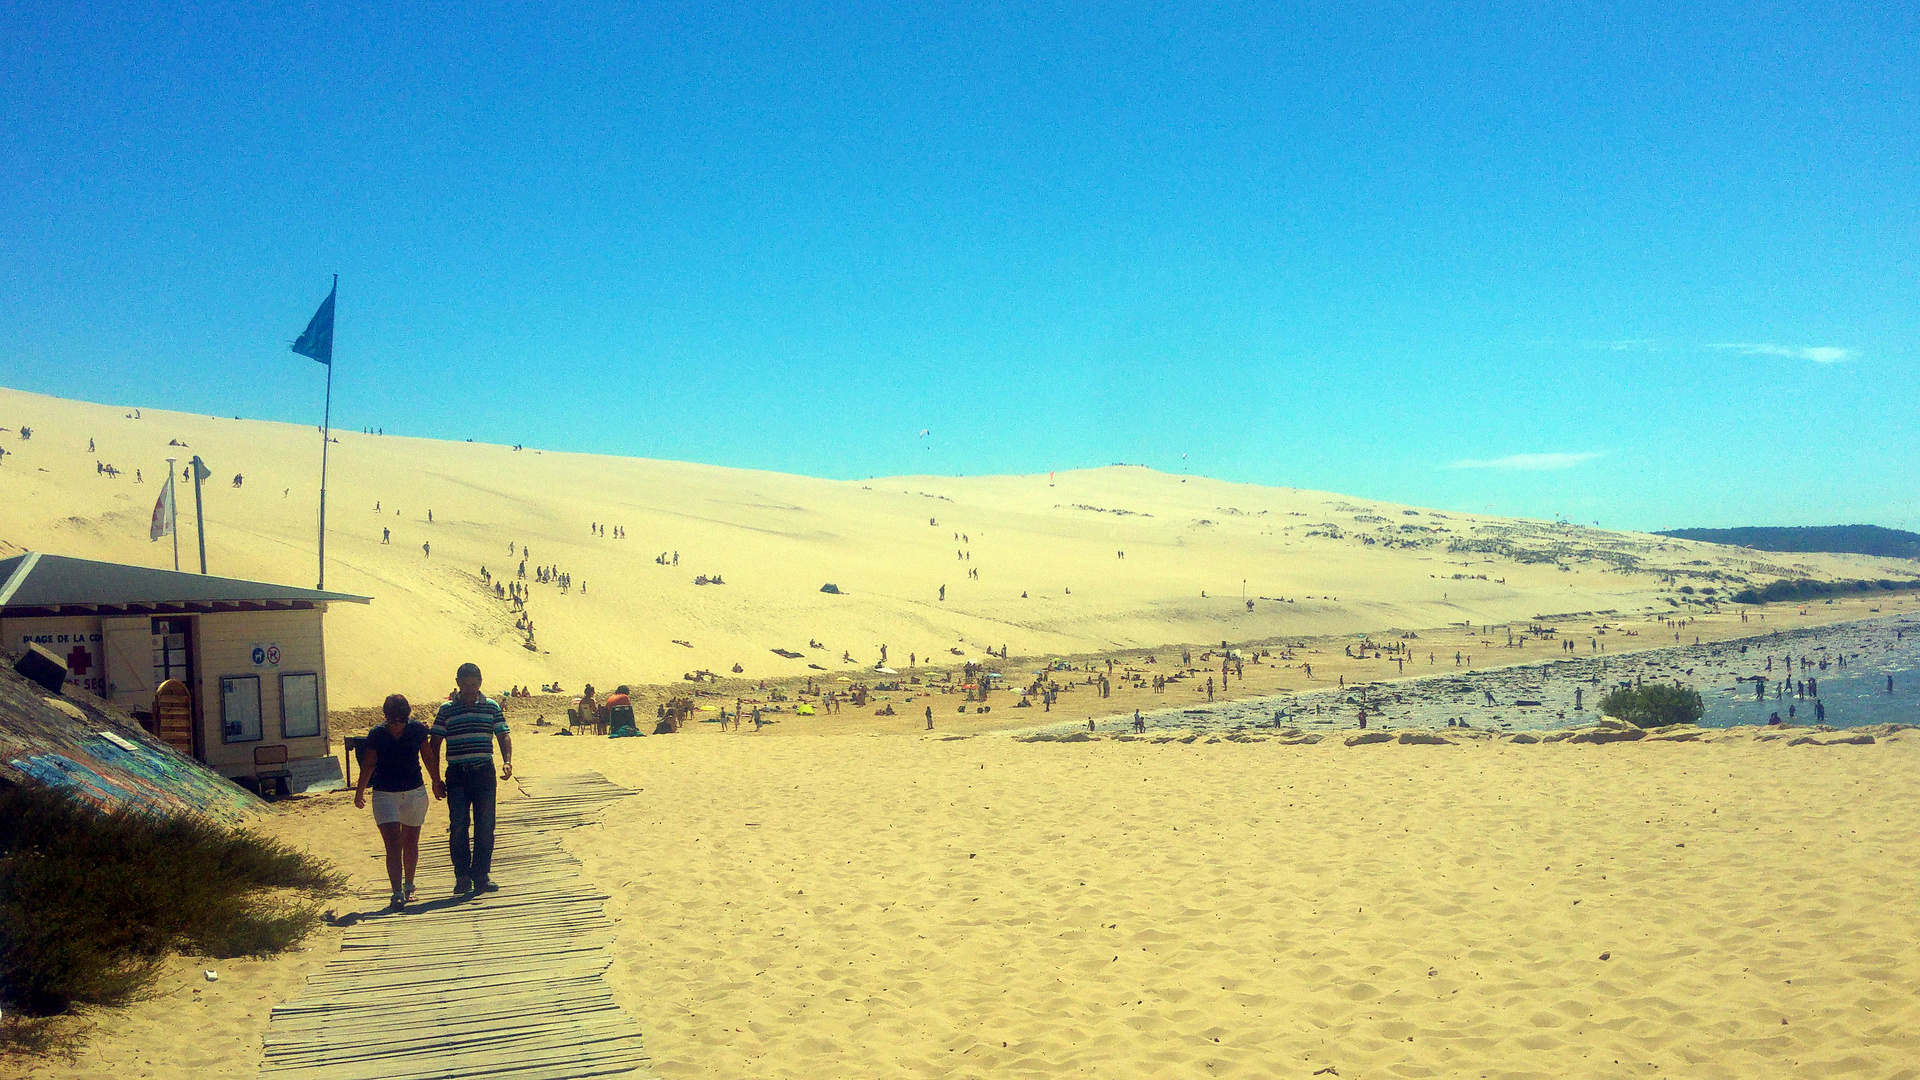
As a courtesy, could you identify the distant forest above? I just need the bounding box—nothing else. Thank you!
[1656,525,1920,561]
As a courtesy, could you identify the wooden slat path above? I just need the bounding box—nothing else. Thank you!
[260,772,647,1080]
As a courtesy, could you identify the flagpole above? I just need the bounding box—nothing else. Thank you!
[165,456,179,571]
[191,454,208,574]
[292,273,337,590]
[316,274,335,591]
[319,345,331,590]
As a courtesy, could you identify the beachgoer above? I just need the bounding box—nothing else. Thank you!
[354,694,433,909]
[382,527,390,543]
[925,705,933,730]
[428,663,512,895]
[605,685,634,733]
[423,541,430,558]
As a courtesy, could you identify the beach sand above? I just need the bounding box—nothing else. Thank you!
[21,726,1920,1079]
[10,384,1920,1077]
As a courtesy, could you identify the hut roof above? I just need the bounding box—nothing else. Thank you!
[0,552,370,617]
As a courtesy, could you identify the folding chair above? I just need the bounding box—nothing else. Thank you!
[253,744,292,799]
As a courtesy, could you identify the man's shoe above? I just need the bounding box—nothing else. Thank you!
[454,877,472,895]
[476,880,499,893]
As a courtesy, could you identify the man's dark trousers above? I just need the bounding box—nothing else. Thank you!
[446,760,498,884]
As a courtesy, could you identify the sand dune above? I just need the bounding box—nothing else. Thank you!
[4,385,1912,707]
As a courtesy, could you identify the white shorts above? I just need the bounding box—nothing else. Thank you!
[371,786,429,827]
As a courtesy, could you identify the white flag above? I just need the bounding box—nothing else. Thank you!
[150,473,175,541]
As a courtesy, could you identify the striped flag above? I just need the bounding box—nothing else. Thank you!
[150,472,175,541]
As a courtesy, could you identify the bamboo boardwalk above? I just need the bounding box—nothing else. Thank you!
[260,772,648,1080]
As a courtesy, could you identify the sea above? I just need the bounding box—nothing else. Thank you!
[1012,613,1920,737]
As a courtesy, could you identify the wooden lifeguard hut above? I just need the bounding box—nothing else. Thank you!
[0,552,370,792]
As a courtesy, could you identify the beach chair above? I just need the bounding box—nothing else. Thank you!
[253,745,292,799]
[607,703,634,735]
[567,707,582,735]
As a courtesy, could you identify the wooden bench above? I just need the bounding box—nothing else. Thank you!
[254,744,292,799]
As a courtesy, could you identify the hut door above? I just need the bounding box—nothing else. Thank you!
[153,680,194,757]
[102,617,157,713]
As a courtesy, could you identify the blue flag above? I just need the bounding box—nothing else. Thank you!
[292,275,336,366]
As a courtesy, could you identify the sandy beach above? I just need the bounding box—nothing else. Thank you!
[9,385,1920,1078]
[19,714,1920,1080]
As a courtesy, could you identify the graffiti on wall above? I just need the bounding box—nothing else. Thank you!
[3,710,263,826]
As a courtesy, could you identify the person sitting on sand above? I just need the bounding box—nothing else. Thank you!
[605,685,635,733]
[354,694,434,910]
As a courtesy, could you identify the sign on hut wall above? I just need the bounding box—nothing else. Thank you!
[10,617,108,697]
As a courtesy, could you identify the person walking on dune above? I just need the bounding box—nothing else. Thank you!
[429,663,513,895]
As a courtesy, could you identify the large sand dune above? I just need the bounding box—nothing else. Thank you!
[4,386,1910,706]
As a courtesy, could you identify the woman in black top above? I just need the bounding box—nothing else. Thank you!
[354,694,434,909]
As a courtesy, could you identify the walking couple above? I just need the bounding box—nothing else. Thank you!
[352,662,514,910]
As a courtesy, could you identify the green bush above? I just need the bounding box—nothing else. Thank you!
[1731,577,1920,605]
[0,783,346,1020]
[1599,685,1704,728]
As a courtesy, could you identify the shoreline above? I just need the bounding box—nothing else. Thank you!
[336,592,1920,747]
[1009,608,1920,739]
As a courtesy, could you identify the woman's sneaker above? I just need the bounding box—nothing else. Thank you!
[389,889,406,910]
[403,880,417,903]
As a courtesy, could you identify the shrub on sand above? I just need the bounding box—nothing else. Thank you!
[1599,684,1704,729]
[0,782,346,1035]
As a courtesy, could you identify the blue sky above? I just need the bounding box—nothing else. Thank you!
[3,2,1914,531]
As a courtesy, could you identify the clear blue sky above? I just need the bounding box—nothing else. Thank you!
[3,2,1914,531]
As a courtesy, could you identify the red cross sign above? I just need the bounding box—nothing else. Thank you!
[65,645,94,677]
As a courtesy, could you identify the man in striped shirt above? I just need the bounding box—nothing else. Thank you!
[428,662,513,894]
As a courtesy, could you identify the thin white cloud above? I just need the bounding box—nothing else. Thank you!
[1709,343,1851,363]
[1449,451,1605,471]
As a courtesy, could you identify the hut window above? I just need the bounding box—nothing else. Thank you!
[281,672,321,738]
[221,675,262,743]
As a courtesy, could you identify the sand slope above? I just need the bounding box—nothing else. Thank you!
[4,386,1912,707]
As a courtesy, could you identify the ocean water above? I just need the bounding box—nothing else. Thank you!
[1700,623,1920,729]
[1013,614,1920,737]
